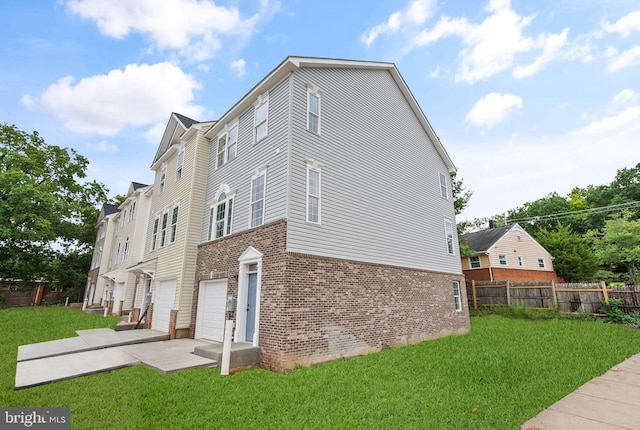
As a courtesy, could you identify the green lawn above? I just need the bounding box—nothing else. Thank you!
[2,307,640,429]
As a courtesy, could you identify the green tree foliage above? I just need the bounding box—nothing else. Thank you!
[451,173,473,216]
[0,124,107,291]
[507,192,573,236]
[535,224,599,282]
[589,210,640,285]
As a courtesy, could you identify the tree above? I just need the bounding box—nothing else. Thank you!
[451,173,473,216]
[535,224,600,282]
[0,124,107,291]
[589,210,640,285]
[506,192,573,236]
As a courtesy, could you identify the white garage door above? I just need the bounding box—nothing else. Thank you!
[112,282,125,315]
[153,279,176,333]
[195,280,227,341]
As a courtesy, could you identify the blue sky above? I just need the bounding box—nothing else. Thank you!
[2,0,640,222]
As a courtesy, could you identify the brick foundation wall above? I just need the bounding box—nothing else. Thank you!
[193,218,470,372]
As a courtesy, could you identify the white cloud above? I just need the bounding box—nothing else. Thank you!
[613,89,639,106]
[87,141,118,153]
[362,0,435,47]
[573,106,640,135]
[230,59,246,78]
[66,0,266,61]
[23,62,204,136]
[608,45,640,71]
[602,10,640,38]
[412,0,567,83]
[465,92,523,128]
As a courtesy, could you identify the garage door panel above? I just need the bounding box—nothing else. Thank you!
[196,280,227,341]
[153,280,176,333]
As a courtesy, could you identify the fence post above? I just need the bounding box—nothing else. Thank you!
[506,280,511,306]
[472,280,478,310]
[601,281,609,305]
[551,280,558,309]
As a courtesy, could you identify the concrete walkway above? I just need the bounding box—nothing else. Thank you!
[522,352,640,429]
[15,329,217,390]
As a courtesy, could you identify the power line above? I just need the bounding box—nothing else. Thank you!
[506,200,640,225]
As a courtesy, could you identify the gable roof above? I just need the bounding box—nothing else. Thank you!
[173,112,199,129]
[203,56,456,173]
[131,182,149,190]
[96,203,119,225]
[152,112,200,166]
[459,224,516,253]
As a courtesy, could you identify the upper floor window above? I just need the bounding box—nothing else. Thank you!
[176,148,185,180]
[439,172,448,199]
[517,256,524,267]
[123,237,129,261]
[209,191,233,240]
[129,201,136,221]
[499,254,508,265]
[453,281,462,311]
[159,163,167,193]
[250,170,266,228]
[170,206,179,243]
[115,241,121,264]
[255,97,268,142]
[151,217,159,251]
[515,228,522,241]
[538,258,546,268]
[217,124,238,168]
[307,84,321,134]
[445,220,454,255]
[469,255,480,268]
[160,212,169,247]
[306,163,321,224]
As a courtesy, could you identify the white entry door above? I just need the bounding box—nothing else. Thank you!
[195,280,227,341]
[112,282,125,315]
[152,279,176,333]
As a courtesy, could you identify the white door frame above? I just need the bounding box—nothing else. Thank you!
[236,246,263,346]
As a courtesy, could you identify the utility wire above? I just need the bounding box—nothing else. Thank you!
[506,200,640,224]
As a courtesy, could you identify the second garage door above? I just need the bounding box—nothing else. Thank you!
[195,280,227,341]
[152,279,176,333]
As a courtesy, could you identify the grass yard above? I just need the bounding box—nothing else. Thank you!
[2,307,640,429]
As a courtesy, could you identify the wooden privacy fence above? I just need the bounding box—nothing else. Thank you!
[467,280,640,315]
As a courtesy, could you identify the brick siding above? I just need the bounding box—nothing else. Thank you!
[193,218,470,372]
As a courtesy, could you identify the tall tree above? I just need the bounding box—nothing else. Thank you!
[535,224,599,282]
[589,210,640,285]
[0,124,107,288]
[506,192,573,236]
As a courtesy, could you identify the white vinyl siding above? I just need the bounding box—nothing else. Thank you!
[250,171,266,228]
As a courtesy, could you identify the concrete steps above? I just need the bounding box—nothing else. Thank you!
[194,342,260,371]
[85,307,105,315]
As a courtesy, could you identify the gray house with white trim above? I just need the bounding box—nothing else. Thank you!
[191,57,470,372]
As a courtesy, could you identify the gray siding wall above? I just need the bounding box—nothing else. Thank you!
[286,67,461,274]
[200,77,291,243]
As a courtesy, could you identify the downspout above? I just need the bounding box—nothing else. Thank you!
[488,254,494,281]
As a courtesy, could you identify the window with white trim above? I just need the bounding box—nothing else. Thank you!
[217,124,238,168]
[515,228,522,241]
[170,206,179,243]
[209,192,234,240]
[176,148,185,180]
[499,254,507,265]
[445,220,454,255]
[517,256,524,267]
[129,201,136,221]
[115,241,121,263]
[307,85,320,134]
[123,237,129,261]
[255,97,268,142]
[159,163,167,193]
[538,258,546,268]
[151,217,159,250]
[250,171,266,228]
[453,281,462,311]
[307,165,321,223]
[469,255,481,268]
[439,172,448,199]
[160,212,168,247]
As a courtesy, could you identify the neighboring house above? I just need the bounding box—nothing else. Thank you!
[190,56,470,371]
[98,182,152,316]
[126,113,216,337]
[84,203,119,309]
[459,223,558,283]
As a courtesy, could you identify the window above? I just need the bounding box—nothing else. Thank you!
[499,254,507,265]
[307,85,320,134]
[250,172,266,228]
[115,241,121,263]
[122,210,127,225]
[217,124,238,168]
[170,206,179,243]
[515,228,522,241]
[469,256,481,268]
[439,172,448,199]
[129,201,136,221]
[209,192,233,240]
[538,258,546,268]
[123,237,129,261]
[255,98,268,142]
[445,220,454,255]
[307,165,321,223]
[160,212,168,247]
[151,218,159,250]
[176,148,185,180]
[453,281,462,311]
[159,163,167,193]
[518,256,524,267]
